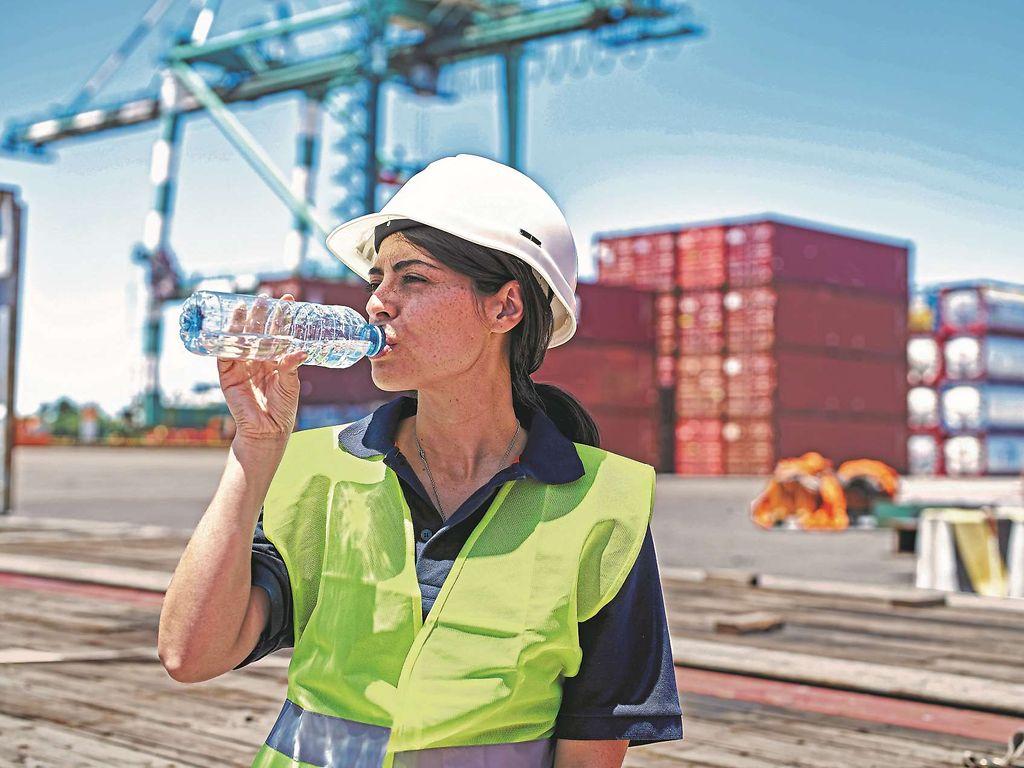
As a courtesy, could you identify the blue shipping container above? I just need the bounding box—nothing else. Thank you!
[944,335,1024,381]
[941,383,1024,431]
[944,434,1024,475]
[941,285,1024,334]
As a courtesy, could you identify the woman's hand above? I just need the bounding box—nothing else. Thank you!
[217,292,308,443]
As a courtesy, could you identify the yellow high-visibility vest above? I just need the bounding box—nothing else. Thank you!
[251,424,655,768]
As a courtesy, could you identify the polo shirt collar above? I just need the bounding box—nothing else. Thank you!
[337,394,584,484]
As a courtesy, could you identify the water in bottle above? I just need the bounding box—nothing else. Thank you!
[178,291,385,368]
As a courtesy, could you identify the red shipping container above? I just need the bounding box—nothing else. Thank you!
[258,277,304,299]
[769,284,906,356]
[774,349,906,417]
[723,221,909,299]
[723,287,776,352]
[675,418,724,475]
[596,232,675,291]
[656,354,675,388]
[776,413,908,472]
[638,231,678,291]
[535,341,657,409]
[677,227,726,289]
[724,353,776,418]
[574,282,656,346]
[594,237,637,288]
[591,406,659,467]
[653,290,677,356]
[676,354,725,418]
[723,419,774,475]
[678,291,724,354]
[296,364,393,406]
[725,222,775,287]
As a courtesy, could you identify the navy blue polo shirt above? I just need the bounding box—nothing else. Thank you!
[238,394,683,747]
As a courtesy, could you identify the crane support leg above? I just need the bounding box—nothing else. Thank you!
[168,62,332,244]
[284,94,324,274]
[137,72,185,427]
[502,45,524,170]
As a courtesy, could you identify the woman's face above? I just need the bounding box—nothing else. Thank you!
[365,234,516,392]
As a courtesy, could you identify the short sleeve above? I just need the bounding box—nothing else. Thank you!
[555,525,684,747]
[233,508,296,669]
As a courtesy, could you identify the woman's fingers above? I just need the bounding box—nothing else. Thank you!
[268,293,295,337]
[226,300,246,334]
[245,293,271,334]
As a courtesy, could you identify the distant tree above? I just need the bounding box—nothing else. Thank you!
[40,397,80,438]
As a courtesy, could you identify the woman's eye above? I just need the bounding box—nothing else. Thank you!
[365,276,423,293]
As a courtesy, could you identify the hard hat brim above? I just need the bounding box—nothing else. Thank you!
[325,214,577,349]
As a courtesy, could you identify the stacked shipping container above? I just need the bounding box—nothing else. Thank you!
[597,215,911,474]
[931,284,1024,475]
[256,214,914,475]
[906,288,943,473]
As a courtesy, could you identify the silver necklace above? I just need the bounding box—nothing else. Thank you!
[414,419,521,521]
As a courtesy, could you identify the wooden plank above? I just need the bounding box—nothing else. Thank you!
[0,646,157,664]
[672,693,999,767]
[660,566,707,584]
[677,667,1022,743]
[947,593,1024,613]
[664,596,1024,663]
[711,612,785,635]
[757,574,947,606]
[671,636,1024,716]
[1,666,268,764]
[704,568,759,587]
[0,712,191,767]
[0,554,171,592]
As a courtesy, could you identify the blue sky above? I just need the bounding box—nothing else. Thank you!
[1,0,1021,416]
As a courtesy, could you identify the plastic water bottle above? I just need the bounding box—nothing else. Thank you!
[178,290,385,368]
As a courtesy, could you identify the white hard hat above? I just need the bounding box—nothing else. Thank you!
[325,154,578,348]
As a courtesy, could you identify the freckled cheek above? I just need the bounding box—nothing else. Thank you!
[405,292,481,361]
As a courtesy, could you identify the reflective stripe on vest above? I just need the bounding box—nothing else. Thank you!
[254,700,555,767]
[256,424,655,767]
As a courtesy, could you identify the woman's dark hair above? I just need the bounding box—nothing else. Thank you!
[386,225,600,447]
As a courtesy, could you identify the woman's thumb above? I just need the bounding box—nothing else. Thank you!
[280,350,308,375]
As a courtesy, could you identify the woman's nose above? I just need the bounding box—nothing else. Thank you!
[365,282,393,319]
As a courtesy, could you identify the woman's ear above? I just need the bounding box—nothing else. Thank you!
[493,279,524,329]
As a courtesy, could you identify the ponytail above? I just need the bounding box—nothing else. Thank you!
[512,373,601,448]
[390,225,601,447]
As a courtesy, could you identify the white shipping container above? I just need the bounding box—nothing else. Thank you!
[944,335,1024,381]
[942,286,1024,333]
[907,336,940,386]
[944,434,1024,476]
[908,434,940,475]
[941,384,1024,431]
[907,387,939,428]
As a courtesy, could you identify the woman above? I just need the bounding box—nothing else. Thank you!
[158,155,683,767]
